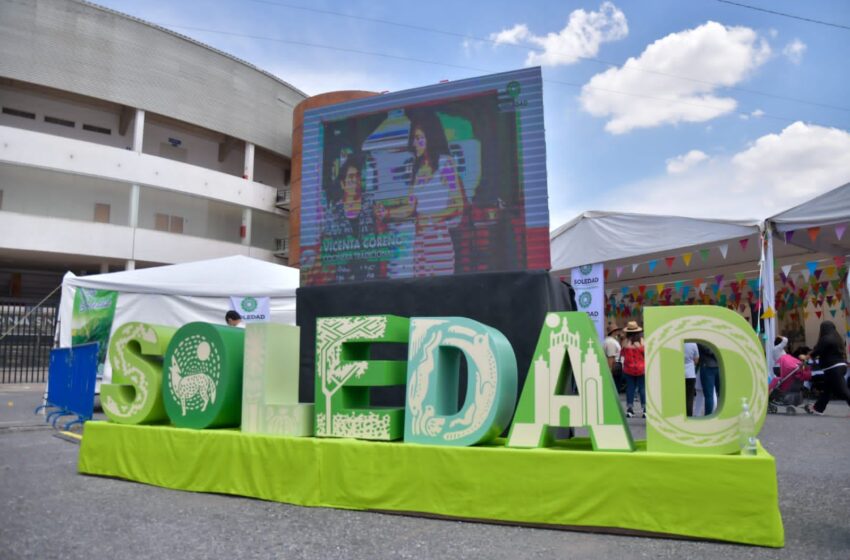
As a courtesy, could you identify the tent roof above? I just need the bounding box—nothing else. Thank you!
[550,211,761,272]
[768,182,850,232]
[63,255,300,297]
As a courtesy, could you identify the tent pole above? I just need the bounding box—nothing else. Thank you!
[761,228,777,380]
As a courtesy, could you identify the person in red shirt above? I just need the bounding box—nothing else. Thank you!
[620,321,646,418]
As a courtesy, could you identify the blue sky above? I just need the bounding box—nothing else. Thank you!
[95,0,850,230]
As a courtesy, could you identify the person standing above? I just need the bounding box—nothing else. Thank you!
[603,322,623,392]
[620,321,646,418]
[697,343,721,415]
[225,310,246,329]
[806,321,850,415]
[772,336,789,378]
[684,342,699,417]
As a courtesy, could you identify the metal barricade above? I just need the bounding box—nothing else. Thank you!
[0,298,59,384]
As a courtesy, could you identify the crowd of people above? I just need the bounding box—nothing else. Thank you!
[603,319,850,417]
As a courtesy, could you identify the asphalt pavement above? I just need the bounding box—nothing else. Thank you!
[1,384,848,560]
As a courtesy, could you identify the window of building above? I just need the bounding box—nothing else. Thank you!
[82,123,112,135]
[2,107,36,120]
[155,213,170,231]
[93,203,111,223]
[44,115,75,128]
[154,213,184,233]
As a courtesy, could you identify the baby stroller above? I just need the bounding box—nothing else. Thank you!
[768,358,810,415]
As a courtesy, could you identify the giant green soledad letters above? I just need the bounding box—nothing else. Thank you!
[242,323,314,436]
[103,306,768,454]
[102,322,176,424]
[508,312,634,451]
[405,317,517,446]
[163,322,244,429]
[644,306,767,454]
[315,315,409,440]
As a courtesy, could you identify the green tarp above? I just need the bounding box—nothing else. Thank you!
[78,422,783,547]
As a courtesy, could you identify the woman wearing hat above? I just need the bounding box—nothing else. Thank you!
[620,321,646,418]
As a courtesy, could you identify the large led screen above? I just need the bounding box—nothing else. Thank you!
[299,67,549,285]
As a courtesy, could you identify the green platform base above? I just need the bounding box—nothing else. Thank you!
[78,422,784,547]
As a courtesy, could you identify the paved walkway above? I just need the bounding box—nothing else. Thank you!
[1,384,848,559]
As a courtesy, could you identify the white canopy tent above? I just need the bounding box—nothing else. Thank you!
[765,182,850,348]
[550,211,762,276]
[551,211,779,375]
[57,255,300,384]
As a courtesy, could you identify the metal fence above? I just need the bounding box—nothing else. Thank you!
[0,298,58,384]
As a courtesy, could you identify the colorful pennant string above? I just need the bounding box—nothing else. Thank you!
[807,227,821,244]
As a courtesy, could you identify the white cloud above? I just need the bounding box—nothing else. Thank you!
[783,39,806,64]
[731,122,850,198]
[751,109,765,118]
[579,21,771,134]
[666,150,709,174]
[489,24,530,46]
[598,122,850,219]
[489,2,628,66]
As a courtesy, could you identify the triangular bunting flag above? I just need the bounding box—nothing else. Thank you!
[621,286,630,297]
[682,252,693,267]
[806,261,818,277]
[739,238,749,252]
[761,307,775,319]
[616,266,624,278]
[656,283,665,294]
[648,260,658,273]
[748,279,760,293]
[632,263,639,273]
[638,285,646,295]
[784,231,794,244]
[604,269,609,281]
[825,264,836,278]
[674,280,683,293]
[715,274,724,290]
[665,256,676,269]
[699,282,708,294]
[682,285,691,299]
[807,227,821,243]
[781,264,792,277]
[830,309,837,318]
[718,244,728,259]
[815,310,822,319]
[699,249,710,262]
[815,269,823,280]
[833,255,846,268]
[835,224,847,241]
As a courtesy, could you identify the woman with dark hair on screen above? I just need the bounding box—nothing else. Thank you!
[318,152,384,283]
[805,320,850,415]
[404,112,467,276]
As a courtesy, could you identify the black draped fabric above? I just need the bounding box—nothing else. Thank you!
[296,271,574,406]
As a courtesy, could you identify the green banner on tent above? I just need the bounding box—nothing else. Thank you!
[71,288,119,379]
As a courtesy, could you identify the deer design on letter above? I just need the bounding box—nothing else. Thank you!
[169,356,216,416]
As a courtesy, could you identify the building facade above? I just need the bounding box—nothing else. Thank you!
[0,0,305,299]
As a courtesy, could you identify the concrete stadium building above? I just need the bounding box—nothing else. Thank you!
[0,0,306,300]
